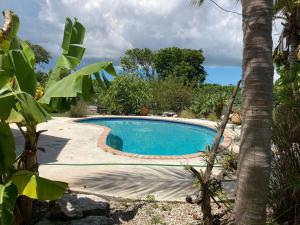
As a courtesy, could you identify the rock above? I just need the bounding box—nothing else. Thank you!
[35,216,114,225]
[226,124,234,130]
[49,193,110,220]
[185,195,193,203]
[71,216,114,225]
[234,125,241,133]
[35,219,69,225]
[162,111,177,117]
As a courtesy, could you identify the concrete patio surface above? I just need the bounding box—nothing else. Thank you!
[13,116,234,202]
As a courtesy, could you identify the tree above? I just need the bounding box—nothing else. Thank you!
[27,41,52,66]
[120,48,155,80]
[120,47,207,84]
[273,0,300,103]
[270,2,300,223]
[154,47,206,84]
[188,81,241,225]
[0,11,116,224]
[26,41,52,86]
[234,0,274,224]
[0,10,67,224]
[192,0,274,223]
[273,0,300,65]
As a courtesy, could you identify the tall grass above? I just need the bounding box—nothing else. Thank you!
[69,100,87,118]
[270,106,300,224]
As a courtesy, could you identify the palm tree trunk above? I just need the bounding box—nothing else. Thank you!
[234,0,273,224]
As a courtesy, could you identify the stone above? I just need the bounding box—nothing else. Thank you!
[35,219,69,225]
[234,125,241,133]
[185,195,193,203]
[70,216,114,225]
[49,193,110,220]
[87,105,97,113]
[35,216,114,225]
[162,111,177,117]
[226,123,234,130]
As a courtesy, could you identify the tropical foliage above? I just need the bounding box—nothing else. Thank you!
[99,74,151,115]
[150,76,194,113]
[154,47,206,83]
[273,0,300,104]
[120,47,207,84]
[27,41,52,66]
[0,10,116,224]
[97,73,238,118]
[0,10,66,224]
[120,48,155,80]
[190,84,239,118]
[270,1,300,223]
[270,106,300,224]
[41,17,116,111]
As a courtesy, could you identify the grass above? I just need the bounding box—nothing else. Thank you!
[145,194,156,203]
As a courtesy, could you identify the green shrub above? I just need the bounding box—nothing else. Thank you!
[220,150,238,175]
[99,74,151,115]
[69,100,87,117]
[190,84,239,118]
[179,110,198,119]
[207,113,219,121]
[145,194,156,203]
[269,106,300,224]
[150,76,193,113]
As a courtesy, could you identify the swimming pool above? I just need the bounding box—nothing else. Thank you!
[80,118,220,156]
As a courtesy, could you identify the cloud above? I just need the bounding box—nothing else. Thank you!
[2,0,280,67]
[19,0,242,66]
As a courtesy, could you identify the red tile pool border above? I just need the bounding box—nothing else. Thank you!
[74,116,233,160]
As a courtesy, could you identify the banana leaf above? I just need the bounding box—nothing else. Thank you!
[0,182,18,225]
[10,170,68,200]
[0,123,16,174]
[41,62,116,105]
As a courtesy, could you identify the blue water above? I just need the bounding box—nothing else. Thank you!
[81,118,219,156]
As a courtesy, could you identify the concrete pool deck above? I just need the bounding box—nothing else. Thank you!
[13,116,235,202]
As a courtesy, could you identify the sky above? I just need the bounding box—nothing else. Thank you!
[1,0,281,85]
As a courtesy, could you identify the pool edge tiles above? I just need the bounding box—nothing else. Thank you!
[75,116,232,159]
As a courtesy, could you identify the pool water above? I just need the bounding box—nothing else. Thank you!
[81,118,219,156]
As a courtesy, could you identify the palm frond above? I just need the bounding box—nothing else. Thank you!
[191,0,205,7]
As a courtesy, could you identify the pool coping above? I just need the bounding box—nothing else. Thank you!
[73,116,232,160]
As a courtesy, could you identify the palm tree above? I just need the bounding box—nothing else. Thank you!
[274,0,300,65]
[234,0,274,224]
[192,0,274,224]
[273,0,300,103]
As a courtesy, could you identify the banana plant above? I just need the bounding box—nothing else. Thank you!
[0,121,68,225]
[0,10,67,224]
[41,17,116,111]
[0,10,116,224]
